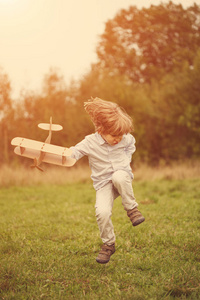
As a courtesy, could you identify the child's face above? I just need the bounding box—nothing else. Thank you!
[101,133,123,146]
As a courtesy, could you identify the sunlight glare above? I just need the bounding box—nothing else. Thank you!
[0,0,16,2]
[0,0,16,3]
[0,0,19,8]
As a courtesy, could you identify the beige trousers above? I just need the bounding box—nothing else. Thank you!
[95,170,138,245]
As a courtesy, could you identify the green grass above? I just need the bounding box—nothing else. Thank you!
[0,179,200,299]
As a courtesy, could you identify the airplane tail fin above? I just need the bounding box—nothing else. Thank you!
[38,116,63,144]
[38,117,63,131]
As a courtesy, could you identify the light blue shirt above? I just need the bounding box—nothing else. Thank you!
[70,132,136,190]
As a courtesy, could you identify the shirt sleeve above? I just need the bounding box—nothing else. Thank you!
[70,137,90,161]
[125,134,136,162]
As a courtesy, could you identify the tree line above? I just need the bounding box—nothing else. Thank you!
[0,2,200,166]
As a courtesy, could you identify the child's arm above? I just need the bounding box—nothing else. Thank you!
[70,137,90,162]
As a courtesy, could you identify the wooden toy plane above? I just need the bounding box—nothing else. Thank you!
[11,117,76,171]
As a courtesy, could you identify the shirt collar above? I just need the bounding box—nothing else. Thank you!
[95,132,107,145]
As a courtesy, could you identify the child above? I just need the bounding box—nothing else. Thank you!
[70,97,145,264]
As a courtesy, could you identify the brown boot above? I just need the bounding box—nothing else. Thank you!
[96,243,115,264]
[127,207,145,226]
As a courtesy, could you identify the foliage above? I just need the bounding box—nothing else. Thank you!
[96,2,200,83]
[0,69,14,164]
[132,51,200,163]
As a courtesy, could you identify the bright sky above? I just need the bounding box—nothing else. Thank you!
[0,0,199,98]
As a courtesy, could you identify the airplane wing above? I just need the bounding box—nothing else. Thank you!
[14,146,76,167]
[11,137,72,156]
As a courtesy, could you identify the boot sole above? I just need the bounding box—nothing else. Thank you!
[96,258,110,264]
[132,217,145,226]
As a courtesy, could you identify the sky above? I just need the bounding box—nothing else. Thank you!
[0,0,199,98]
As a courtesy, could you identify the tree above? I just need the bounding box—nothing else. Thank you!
[0,68,13,164]
[96,2,200,83]
[15,69,91,148]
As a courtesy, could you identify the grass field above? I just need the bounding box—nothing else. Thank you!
[0,164,200,299]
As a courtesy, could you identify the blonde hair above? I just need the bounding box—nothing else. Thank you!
[84,97,133,135]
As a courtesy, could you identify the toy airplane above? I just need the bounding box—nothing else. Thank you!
[11,117,76,171]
